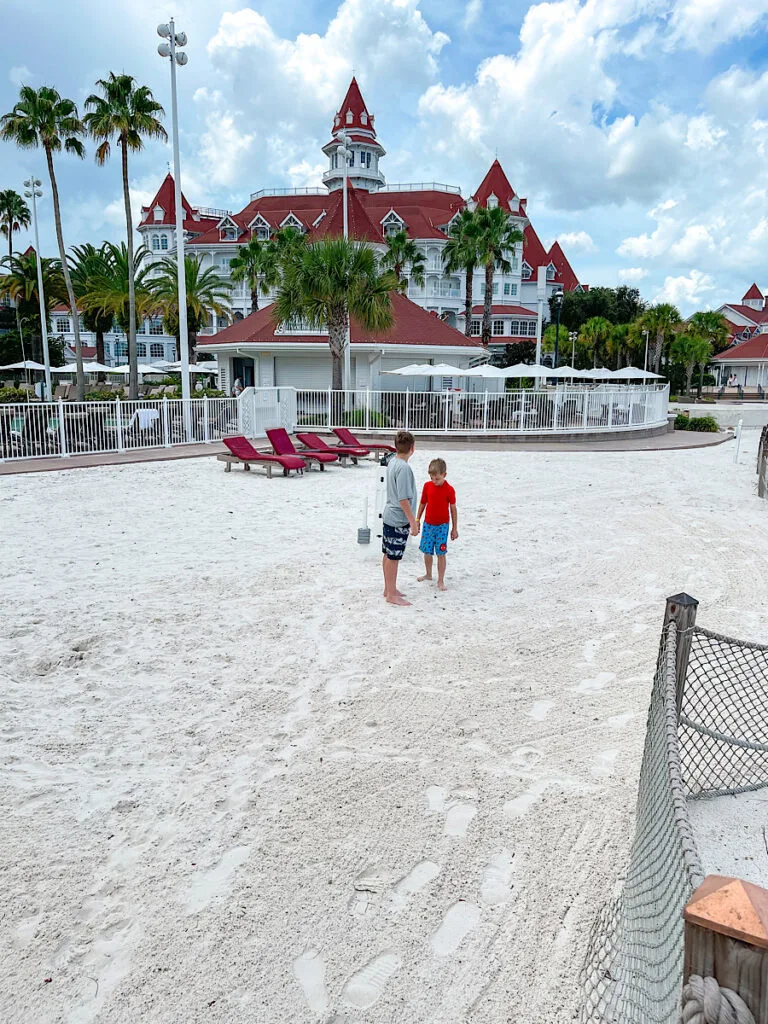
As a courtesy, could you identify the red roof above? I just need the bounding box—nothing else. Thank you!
[312,185,381,243]
[546,241,580,291]
[332,78,376,137]
[199,292,483,349]
[522,223,548,272]
[467,305,536,316]
[139,173,219,235]
[714,334,768,361]
[743,283,763,301]
[723,304,768,324]
[472,159,516,212]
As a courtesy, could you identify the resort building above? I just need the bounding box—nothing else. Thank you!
[712,284,768,386]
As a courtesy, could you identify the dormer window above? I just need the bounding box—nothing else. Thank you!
[522,262,532,280]
[381,210,405,239]
[346,110,353,124]
[153,205,164,222]
[248,213,271,241]
[334,115,340,127]
[280,213,304,232]
[361,112,368,125]
[221,227,237,241]
[546,263,556,280]
[487,193,499,209]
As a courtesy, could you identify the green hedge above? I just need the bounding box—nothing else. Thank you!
[0,387,29,403]
[674,413,719,432]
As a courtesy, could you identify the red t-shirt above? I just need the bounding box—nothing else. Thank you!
[420,480,456,525]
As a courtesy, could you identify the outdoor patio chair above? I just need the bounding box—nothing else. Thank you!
[295,431,370,465]
[266,427,338,470]
[331,427,396,453]
[219,435,306,477]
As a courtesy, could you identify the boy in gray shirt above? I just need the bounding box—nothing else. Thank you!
[382,431,419,606]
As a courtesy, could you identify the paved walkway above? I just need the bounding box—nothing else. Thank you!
[0,429,732,476]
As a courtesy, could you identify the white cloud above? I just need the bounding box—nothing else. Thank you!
[653,270,715,306]
[463,0,482,30]
[557,230,596,252]
[667,1,768,54]
[8,66,33,88]
[618,267,648,282]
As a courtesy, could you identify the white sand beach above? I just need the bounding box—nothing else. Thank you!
[3,434,768,1024]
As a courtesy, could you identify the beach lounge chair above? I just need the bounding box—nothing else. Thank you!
[331,427,396,454]
[266,427,339,470]
[295,431,370,464]
[219,435,306,477]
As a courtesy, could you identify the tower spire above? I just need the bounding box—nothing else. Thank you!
[322,78,386,193]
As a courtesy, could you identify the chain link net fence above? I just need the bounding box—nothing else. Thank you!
[580,617,768,1023]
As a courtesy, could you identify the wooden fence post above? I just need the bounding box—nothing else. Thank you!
[683,875,768,1023]
[663,592,699,718]
[757,425,768,498]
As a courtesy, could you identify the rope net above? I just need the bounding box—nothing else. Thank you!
[580,619,768,1023]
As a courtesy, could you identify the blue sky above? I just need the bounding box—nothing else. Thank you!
[2,0,768,313]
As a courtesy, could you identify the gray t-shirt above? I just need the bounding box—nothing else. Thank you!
[383,457,416,527]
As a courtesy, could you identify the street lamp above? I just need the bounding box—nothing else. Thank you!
[552,289,564,369]
[23,177,52,401]
[569,330,578,367]
[157,19,191,437]
[334,129,352,390]
[642,329,650,373]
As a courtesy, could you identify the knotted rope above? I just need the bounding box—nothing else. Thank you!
[680,975,755,1024]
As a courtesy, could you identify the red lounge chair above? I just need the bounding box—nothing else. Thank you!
[295,431,370,464]
[332,427,396,454]
[219,435,306,477]
[266,427,339,470]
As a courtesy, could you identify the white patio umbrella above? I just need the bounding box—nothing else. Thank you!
[105,364,168,375]
[382,362,469,376]
[548,365,585,378]
[579,367,615,379]
[459,364,509,378]
[611,366,664,379]
[0,359,46,371]
[498,362,554,378]
[51,362,111,374]
[164,360,217,374]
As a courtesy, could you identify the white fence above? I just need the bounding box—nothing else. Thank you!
[0,396,240,461]
[1,385,669,462]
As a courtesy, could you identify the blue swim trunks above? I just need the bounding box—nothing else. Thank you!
[382,522,411,561]
[419,521,449,557]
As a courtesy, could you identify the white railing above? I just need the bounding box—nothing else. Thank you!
[0,396,241,461]
[290,385,670,435]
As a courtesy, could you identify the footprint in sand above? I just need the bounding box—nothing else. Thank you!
[480,850,515,906]
[425,786,478,837]
[431,901,481,956]
[390,860,440,912]
[504,779,551,819]
[184,845,251,914]
[527,700,554,722]
[607,712,635,729]
[342,951,401,1008]
[444,799,477,837]
[593,749,619,776]
[293,947,329,1013]
[349,864,389,918]
[574,672,615,695]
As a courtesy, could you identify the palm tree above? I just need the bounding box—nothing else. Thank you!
[474,205,525,347]
[149,254,230,363]
[84,73,166,400]
[670,330,713,396]
[605,323,633,369]
[0,189,32,346]
[69,243,116,374]
[230,236,280,313]
[443,209,481,338]
[1,86,87,398]
[688,310,730,355]
[0,249,65,362]
[274,238,397,391]
[579,316,613,367]
[381,230,425,292]
[638,303,682,373]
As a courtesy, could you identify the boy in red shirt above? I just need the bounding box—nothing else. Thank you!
[416,458,458,591]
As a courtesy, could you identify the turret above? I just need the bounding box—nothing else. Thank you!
[322,78,386,193]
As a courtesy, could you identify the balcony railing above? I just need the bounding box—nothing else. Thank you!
[379,182,462,194]
[249,187,328,200]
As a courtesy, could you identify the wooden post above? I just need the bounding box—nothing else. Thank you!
[663,592,698,718]
[683,875,768,1023]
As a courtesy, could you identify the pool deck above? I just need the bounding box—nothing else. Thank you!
[0,429,733,475]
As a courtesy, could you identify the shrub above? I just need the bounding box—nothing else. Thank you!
[675,412,719,432]
[669,395,679,403]
[342,409,389,427]
[0,386,29,403]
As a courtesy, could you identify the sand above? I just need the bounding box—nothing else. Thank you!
[689,791,768,887]
[3,433,768,1024]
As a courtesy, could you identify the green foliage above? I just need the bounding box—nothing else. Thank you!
[342,408,389,427]
[674,413,719,432]
[688,310,730,355]
[0,84,86,158]
[84,73,166,165]
[0,386,28,402]
[148,254,230,355]
[0,189,31,253]
[381,230,426,289]
[475,205,525,345]
[489,340,537,368]
[230,236,280,311]
[556,286,641,332]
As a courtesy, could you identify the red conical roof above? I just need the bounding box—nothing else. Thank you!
[312,185,381,243]
[332,77,375,136]
[743,283,763,301]
[522,223,548,270]
[546,240,580,291]
[472,159,516,211]
[139,173,195,228]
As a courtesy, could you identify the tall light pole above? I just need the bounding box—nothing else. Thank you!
[569,330,578,368]
[158,20,191,437]
[643,329,650,373]
[334,129,352,391]
[553,289,564,369]
[23,177,52,401]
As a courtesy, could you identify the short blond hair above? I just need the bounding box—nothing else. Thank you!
[428,458,447,476]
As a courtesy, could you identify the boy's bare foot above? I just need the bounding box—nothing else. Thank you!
[387,595,412,606]
[417,574,433,582]
[383,588,406,597]
[437,581,448,591]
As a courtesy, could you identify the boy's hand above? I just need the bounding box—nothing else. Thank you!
[411,521,420,536]
[451,528,459,541]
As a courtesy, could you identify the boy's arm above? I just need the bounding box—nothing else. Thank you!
[400,498,420,534]
[416,501,426,522]
[450,502,458,539]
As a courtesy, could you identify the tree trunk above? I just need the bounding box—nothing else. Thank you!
[464,264,474,337]
[328,317,345,392]
[482,261,493,347]
[45,145,84,401]
[95,329,105,382]
[251,281,259,313]
[685,365,693,397]
[189,330,197,365]
[10,231,24,362]
[654,329,663,374]
[121,137,138,401]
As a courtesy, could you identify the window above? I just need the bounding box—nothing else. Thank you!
[366,151,371,168]
[255,227,269,240]
[510,283,518,296]
[509,320,520,335]
[346,110,353,124]
[55,317,70,333]
[470,319,481,336]
[149,318,164,336]
[522,262,532,280]
[152,234,160,250]
[153,206,163,221]
[104,343,111,357]
[221,227,237,240]
[492,320,505,336]
[493,282,499,296]
[547,263,556,280]
[504,283,511,296]
[348,150,354,166]
[511,258,519,270]
[480,283,485,296]
[150,342,165,358]
[137,342,147,357]
[115,341,127,357]
[361,112,368,125]
[217,315,229,329]
[160,235,169,250]
[526,321,537,336]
